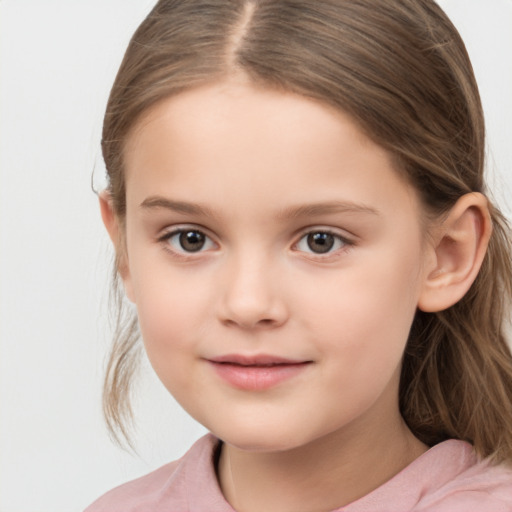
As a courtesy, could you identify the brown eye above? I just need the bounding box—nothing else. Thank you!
[163,228,214,254]
[307,232,335,253]
[295,230,348,255]
[179,230,206,252]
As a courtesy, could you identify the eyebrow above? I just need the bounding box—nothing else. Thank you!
[140,196,218,218]
[140,196,379,220]
[275,201,380,220]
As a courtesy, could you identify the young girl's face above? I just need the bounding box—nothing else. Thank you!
[116,80,433,452]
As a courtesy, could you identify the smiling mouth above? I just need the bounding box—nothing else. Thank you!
[206,355,312,390]
[219,362,297,367]
[209,354,310,365]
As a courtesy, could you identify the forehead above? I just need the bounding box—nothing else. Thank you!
[123,81,420,222]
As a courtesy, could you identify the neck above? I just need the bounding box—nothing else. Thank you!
[217,406,427,512]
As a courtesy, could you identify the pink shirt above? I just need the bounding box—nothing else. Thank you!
[85,434,512,511]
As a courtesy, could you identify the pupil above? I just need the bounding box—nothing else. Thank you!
[180,231,205,252]
[307,232,334,253]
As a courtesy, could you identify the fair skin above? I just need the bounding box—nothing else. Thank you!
[101,79,491,512]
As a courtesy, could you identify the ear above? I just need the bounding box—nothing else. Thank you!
[99,191,135,303]
[418,193,492,313]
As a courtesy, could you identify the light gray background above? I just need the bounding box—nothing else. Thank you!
[0,1,511,511]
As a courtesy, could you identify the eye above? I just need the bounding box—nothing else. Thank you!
[295,231,349,255]
[161,228,215,254]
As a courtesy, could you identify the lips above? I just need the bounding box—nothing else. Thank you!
[206,354,312,390]
[209,353,308,365]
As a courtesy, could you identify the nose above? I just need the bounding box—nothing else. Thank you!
[217,253,289,330]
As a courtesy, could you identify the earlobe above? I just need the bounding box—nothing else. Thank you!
[99,191,135,303]
[418,193,492,313]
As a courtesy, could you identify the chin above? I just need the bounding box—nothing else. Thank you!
[221,435,300,453]
[209,423,316,453]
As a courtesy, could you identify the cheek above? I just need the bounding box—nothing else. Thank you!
[137,284,203,338]
[128,255,213,370]
[134,283,208,397]
[302,243,423,368]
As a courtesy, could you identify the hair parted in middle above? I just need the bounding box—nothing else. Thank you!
[101,0,512,462]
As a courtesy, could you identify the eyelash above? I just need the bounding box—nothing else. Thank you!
[157,227,216,260]
[293,229,354,258]
[157,226,354,260]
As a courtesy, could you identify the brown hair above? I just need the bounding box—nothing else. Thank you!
[101,0,512,461]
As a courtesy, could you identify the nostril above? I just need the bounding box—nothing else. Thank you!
[221,316,282,330]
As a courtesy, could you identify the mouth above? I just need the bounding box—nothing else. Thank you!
[206,354,313,390]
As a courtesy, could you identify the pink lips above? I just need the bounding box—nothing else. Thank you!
[206,354,312,391]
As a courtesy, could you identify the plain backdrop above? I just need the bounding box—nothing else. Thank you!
[0,1,511,511]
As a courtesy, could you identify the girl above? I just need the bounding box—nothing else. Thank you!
[86,0,512,510]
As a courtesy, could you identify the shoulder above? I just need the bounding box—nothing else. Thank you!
[415,444,512,512]
[84,459,184,512]
[84,434,229,512]
[345,440,512,512]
